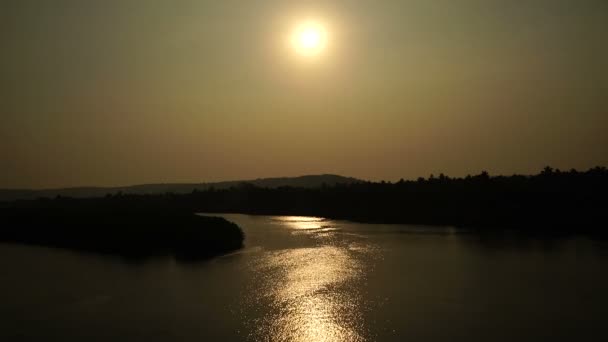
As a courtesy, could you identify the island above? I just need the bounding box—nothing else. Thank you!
[0,201,244,261]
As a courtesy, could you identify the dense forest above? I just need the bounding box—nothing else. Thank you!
[3,166,606,237]
[184,166,607,234]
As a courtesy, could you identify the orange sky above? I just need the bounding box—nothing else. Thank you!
[1,0,607,188]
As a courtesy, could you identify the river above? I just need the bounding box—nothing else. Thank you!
[1,214,607,341]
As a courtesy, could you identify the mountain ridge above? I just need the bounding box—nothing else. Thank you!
[0,174,362,201]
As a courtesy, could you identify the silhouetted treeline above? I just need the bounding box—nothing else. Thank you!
[185,166,608,233]
[2,166,608,237]
[0,203,244,261]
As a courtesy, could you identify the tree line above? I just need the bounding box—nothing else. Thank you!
[4,166,607,235]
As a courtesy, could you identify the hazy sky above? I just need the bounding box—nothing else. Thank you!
[1,0,607,188]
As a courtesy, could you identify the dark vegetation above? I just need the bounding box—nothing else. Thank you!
[188,166,608,234]
[0,203,244,261]
[1,166,607,257]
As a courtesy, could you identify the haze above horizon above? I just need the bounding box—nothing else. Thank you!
[1,1,607,188]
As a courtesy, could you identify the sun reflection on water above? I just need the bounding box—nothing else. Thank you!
[273,216,328,231]
[245,217,375,341]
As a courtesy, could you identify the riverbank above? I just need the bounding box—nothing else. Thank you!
[0,205,244,261]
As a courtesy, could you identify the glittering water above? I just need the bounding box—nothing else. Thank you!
[243,217,375,342]
[2,214,608,341]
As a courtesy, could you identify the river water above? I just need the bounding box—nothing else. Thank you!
[1,214,608,341]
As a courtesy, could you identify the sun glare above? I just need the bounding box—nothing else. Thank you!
[292,20,327,58]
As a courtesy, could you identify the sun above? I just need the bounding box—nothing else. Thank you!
[291,20,328,57]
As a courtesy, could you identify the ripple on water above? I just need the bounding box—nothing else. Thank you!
[244,244,376,342]
[272,217,344,241]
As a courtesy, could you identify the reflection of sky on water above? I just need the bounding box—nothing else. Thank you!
[245,217,376,341]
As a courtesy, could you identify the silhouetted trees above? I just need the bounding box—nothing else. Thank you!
[2,166,607,241]
[0,203,244,261]
[177,166,607,234]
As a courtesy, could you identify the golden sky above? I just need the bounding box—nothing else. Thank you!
[1,0,607,188]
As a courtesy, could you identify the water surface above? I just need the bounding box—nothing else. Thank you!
[1,214,607,341]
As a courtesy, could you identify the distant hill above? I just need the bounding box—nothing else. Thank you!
[0,175,362,202]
